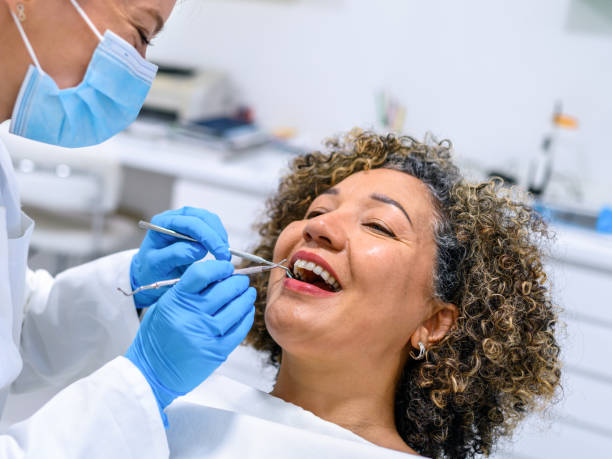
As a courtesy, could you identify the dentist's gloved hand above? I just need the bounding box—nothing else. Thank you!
[130,206,231,308]
[126,260,256,425]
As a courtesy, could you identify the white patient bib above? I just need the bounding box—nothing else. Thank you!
[166,373,419,458]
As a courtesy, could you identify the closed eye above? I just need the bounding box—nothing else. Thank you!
[305,210,325,219]
[364,222,396,238]
[137,28,151,46]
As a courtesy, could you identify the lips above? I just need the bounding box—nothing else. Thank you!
[283,277,338,297]
[289,250,342,289]
[282,250,343,297]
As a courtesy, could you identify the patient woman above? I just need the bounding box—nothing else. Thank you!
[164,130,561,458]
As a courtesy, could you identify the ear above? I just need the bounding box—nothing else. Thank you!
[4,0,30,17]
[5,0,23,11]
[409,301,458,350]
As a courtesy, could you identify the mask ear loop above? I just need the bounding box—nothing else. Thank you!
[69,0,103,42]
[10,10,43,71]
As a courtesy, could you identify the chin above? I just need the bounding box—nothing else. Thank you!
[265,297,301,337]
[264,297,322,351]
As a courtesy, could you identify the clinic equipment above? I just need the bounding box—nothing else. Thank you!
[142,66,239,124]
[137,220,293,276]
[118,264,281,296]
[9,0,157,147]
[527,103,579,197]
[119,220,293,296]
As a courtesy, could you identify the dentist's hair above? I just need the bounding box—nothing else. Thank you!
[246,129,561,459]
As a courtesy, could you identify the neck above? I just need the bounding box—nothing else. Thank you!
[0,4,32,123]
[270,351,416,454]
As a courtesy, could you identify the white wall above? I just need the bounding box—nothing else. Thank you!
[148,0,612,204]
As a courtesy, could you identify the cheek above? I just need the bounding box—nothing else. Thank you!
[266,221,304,300]
[351,243,433,330]
[42,38,97,89]
[161,0,179,19]
[356,244,410,294]
[272,221,304,261]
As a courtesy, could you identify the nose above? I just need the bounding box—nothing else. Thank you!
[302,212,346,251]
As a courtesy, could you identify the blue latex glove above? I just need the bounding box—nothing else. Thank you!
[130,207,231,308]
[126,260,256,425]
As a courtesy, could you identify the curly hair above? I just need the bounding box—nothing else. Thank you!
[245,130,561,458]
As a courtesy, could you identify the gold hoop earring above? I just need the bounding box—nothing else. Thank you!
[16,3,27,22]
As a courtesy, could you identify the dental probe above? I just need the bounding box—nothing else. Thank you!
[117,264,282,297]
[138,220,292,276]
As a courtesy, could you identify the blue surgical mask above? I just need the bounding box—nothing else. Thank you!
[9,0,158,148]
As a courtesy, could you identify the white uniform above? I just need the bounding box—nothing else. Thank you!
[0,140,168,457]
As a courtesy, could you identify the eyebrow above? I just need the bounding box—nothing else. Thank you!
[370,193,414,227]
[320,188,413,227]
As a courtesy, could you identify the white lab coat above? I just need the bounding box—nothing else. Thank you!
[0,140,168,457]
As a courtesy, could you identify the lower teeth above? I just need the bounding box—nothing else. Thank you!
[291,270,336,291]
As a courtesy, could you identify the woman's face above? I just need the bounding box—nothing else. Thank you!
[266,168,441,366]
[6,0,175,89]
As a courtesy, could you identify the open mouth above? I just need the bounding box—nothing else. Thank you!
[289,257,342,293]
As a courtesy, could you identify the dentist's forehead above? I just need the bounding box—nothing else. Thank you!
[119,0,176,27]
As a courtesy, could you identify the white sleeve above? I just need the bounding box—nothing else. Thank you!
[13,250,141,393]
[0,357,169,459]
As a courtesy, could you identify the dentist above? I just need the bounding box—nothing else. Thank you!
[0,0,256,457]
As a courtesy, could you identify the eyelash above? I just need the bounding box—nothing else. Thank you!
[305,210,397,238]
[365,222,396,238]
[138,29,151,46]
[305,210,323,219]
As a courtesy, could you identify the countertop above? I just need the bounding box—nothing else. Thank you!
[101,130,294,198]
[549,224,612,272]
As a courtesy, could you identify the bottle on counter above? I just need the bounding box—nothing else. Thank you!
[527,103,579,199]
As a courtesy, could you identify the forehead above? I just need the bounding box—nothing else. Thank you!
[322,168,436,225]
[332,168,430,201]
[118,0,176,22]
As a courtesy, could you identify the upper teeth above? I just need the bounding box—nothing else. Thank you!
[293,259,340,290]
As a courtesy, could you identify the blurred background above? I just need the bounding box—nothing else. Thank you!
[1,0,611,457]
